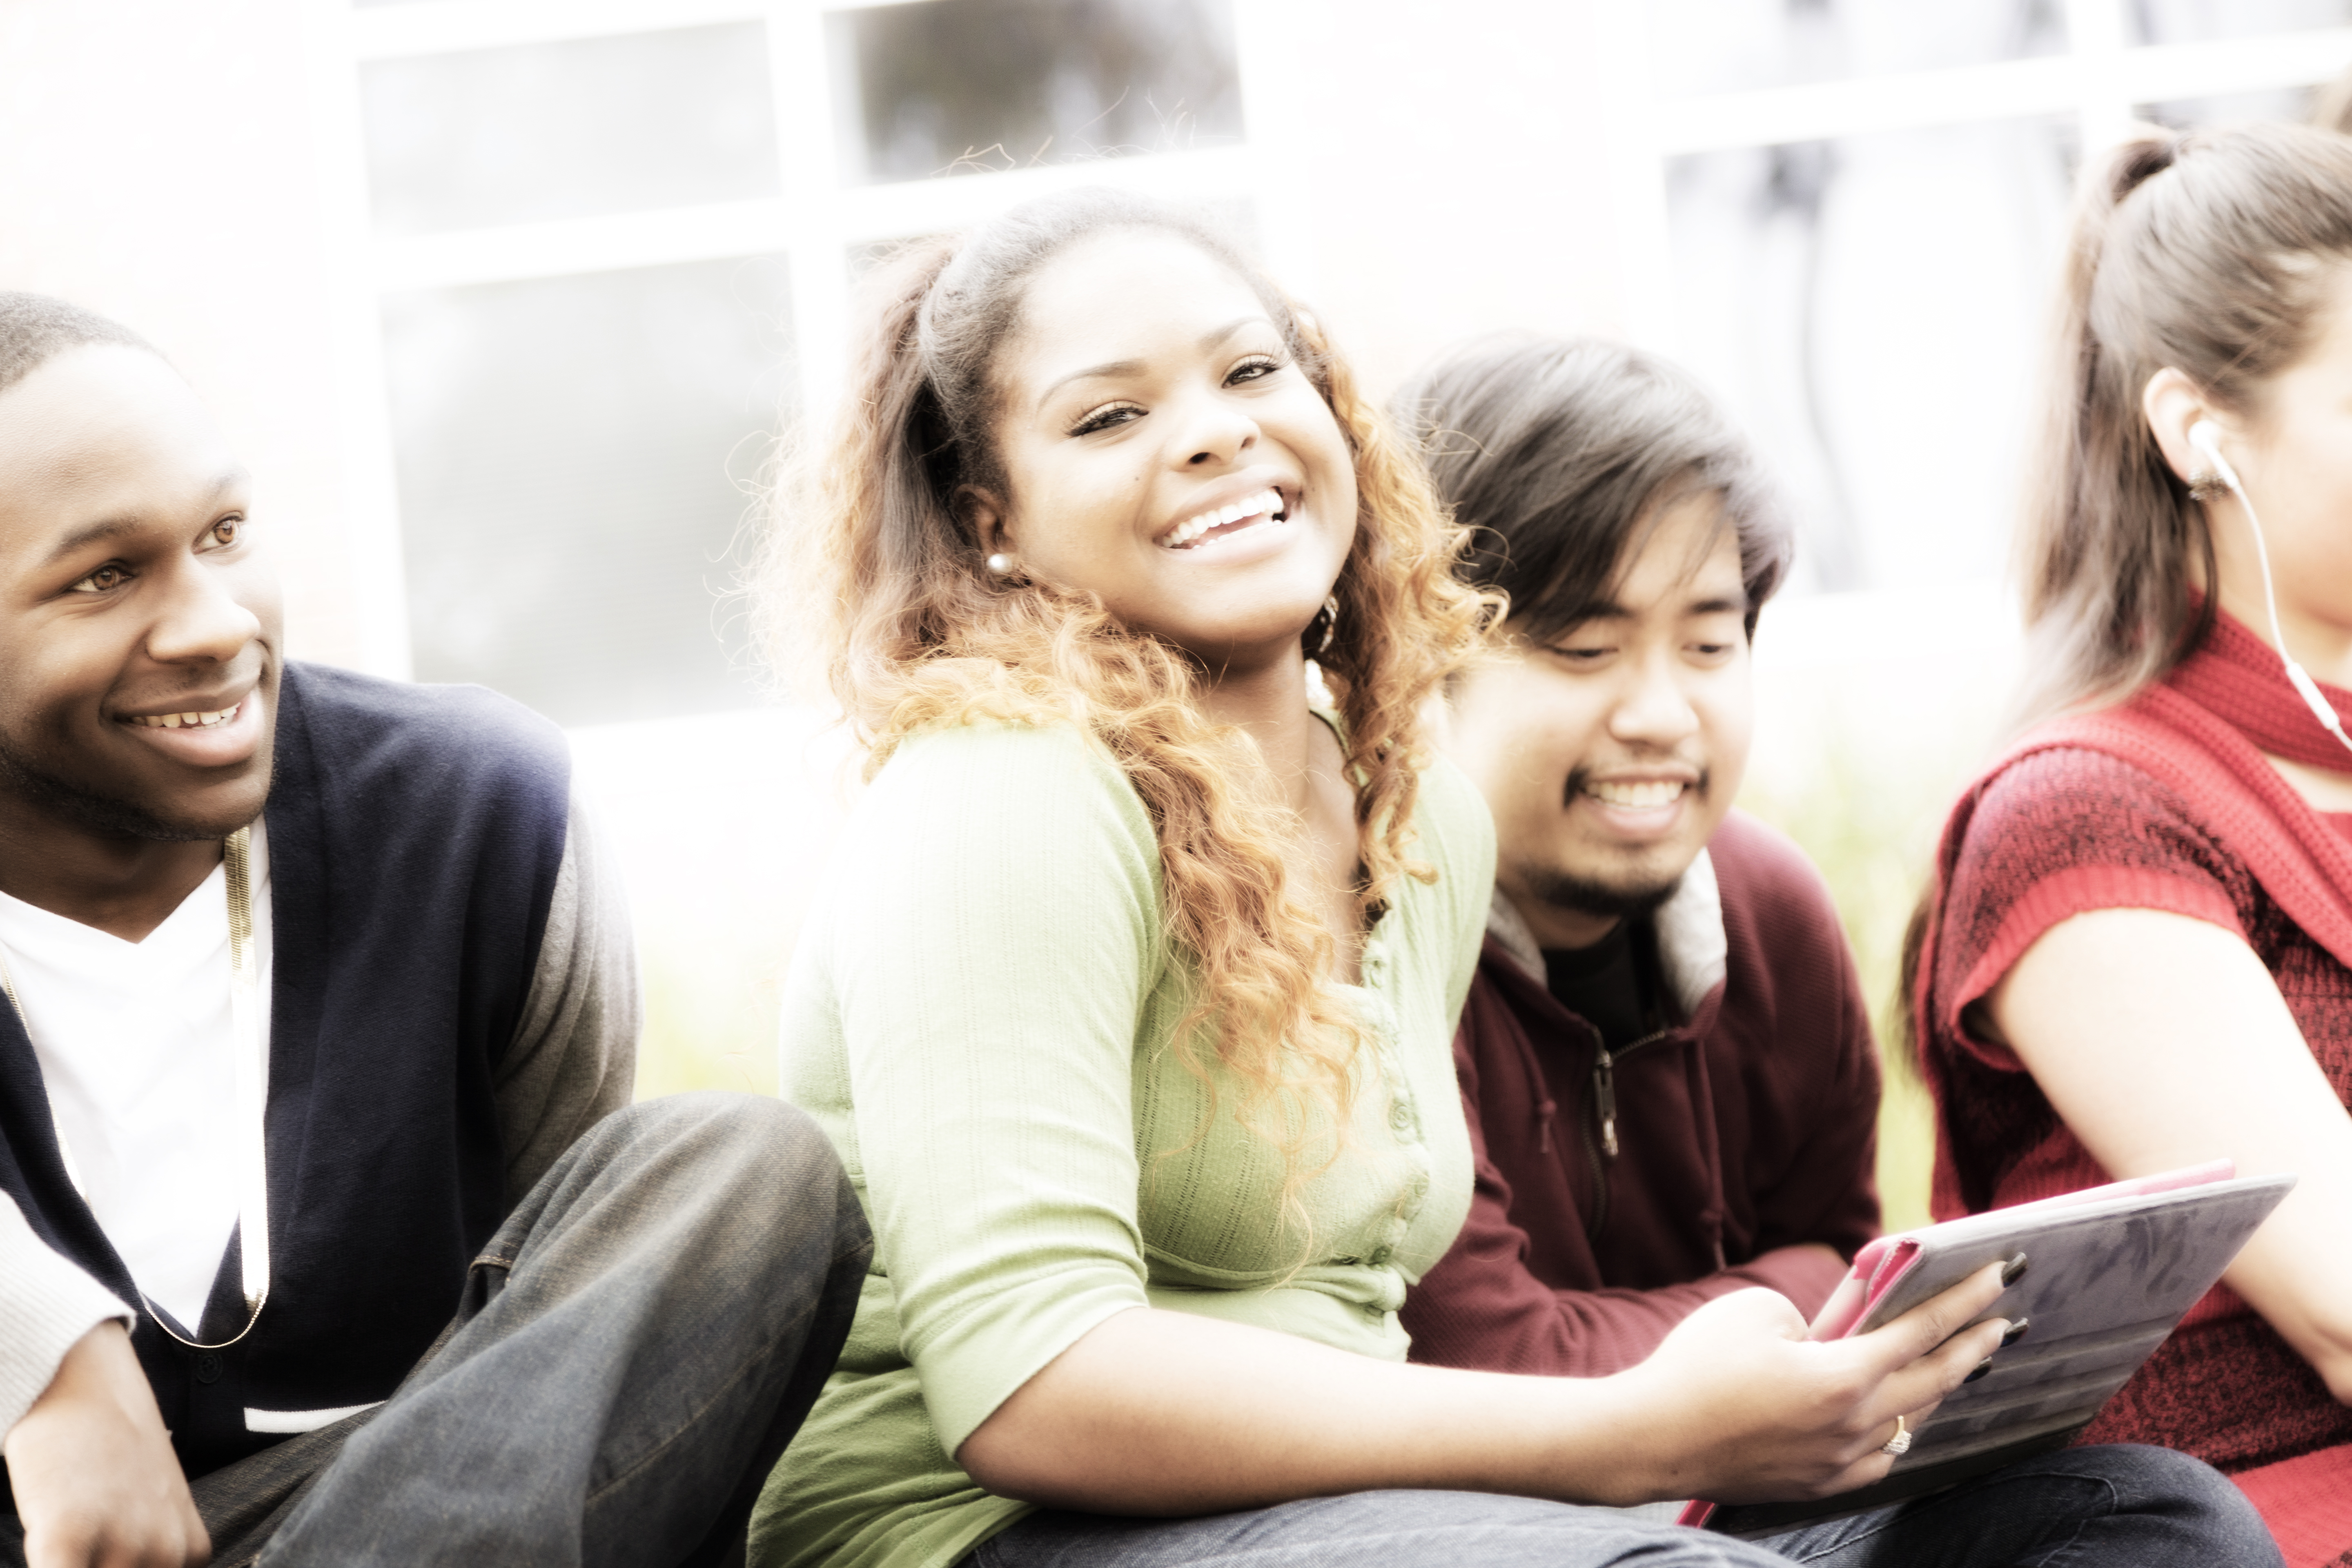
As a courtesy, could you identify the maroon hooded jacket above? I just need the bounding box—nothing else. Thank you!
[1401,810,1882,1377]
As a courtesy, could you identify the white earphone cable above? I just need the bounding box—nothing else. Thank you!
[2188,419,2352,760]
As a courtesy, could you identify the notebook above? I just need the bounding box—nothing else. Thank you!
[1684,1160,2294,1537]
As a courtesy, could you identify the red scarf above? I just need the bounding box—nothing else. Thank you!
[1933,610,2352,984]
[1924,611,2352,1564]
[2170,611,2352,773]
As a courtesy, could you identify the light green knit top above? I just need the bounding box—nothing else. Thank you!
[749,719,1494,1568]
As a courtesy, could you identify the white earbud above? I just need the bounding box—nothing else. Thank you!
[2188,419,2233,483]
[2189,418,2352,757]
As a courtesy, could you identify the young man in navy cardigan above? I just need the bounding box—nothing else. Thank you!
[0,295,866,1567]
[1393,336,1881,1377]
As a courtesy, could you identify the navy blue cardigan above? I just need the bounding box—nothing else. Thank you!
[0,663,570,1475]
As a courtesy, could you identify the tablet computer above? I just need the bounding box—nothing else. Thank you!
[1686,1161,2294,1538]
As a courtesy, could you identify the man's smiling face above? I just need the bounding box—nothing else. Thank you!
[0,344,282,843]
[1445,490,1755,951]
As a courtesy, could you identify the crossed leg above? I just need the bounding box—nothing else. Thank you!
[174,1093,869,1568]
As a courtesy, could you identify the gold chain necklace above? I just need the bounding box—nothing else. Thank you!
[0,826,270,1349]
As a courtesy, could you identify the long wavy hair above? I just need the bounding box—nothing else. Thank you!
[757,188,1492,1159]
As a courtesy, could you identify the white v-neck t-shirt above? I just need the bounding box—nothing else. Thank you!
[0,823,272,1331]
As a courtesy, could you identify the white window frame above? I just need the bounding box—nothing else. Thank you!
[302,0,1305,680]
[1598,0,2352,351]
[304,0,2352,680]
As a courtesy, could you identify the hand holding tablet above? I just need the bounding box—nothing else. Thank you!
[1685,1160,2294,1535]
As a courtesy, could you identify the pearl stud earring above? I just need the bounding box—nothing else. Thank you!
[986,553,1014,575]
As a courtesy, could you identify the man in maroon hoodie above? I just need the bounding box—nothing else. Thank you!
[1393,335,1880,1378]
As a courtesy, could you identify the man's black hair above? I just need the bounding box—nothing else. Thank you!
[1392,334,1791,644]
[0,292,153,400]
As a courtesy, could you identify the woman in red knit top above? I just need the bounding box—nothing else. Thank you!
[1912,121,2352,1566]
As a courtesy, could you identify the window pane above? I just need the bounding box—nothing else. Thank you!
[2131,0,2352,125]
[1666,117,2073,594]
[830,0,1243,187]
[843,198,1254,281]
[381,257,792,724]
[2130,0,2352,45]
[1648,0,2066,98]
[2137,86,2336,127]
[361,24,780,234]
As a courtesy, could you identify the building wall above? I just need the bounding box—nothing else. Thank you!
[0,0,394,672]
[1292,0,1632,391]
[0,0,1638,686]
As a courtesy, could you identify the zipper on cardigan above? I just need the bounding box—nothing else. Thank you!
[1593,1027,1670,1163]
[1579,1026,1673,1239]
[1594,1049,1619,1158]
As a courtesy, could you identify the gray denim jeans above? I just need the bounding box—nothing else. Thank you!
[0,1092,869,1568]
[966,1444,2282,1568]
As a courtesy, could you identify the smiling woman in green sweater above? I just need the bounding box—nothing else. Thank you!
[740,189,2269,1568]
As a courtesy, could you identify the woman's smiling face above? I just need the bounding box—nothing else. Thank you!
[968,228,1357,670]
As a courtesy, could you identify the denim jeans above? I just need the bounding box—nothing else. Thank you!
[0,1093,868,1568]
[966,1443,2281,1568]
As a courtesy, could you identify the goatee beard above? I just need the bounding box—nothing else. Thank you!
[1520,763,1706,922]
[0,729,247,843]
[1515,860,1684,924]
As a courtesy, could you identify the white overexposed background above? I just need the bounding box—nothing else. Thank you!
[5,0,2350,1226]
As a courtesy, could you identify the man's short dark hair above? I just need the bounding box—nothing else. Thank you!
[0,293,153,400]
[1392,334,1791,643]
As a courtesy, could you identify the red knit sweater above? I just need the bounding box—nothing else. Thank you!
[1918,612,2352,1480]
[1402,811,1880,1376]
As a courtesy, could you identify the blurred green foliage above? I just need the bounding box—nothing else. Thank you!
[635,927,785,1102]
[1738,736,1962,1236]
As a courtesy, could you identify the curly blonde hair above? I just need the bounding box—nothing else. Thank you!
[757,188,1492,1156]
